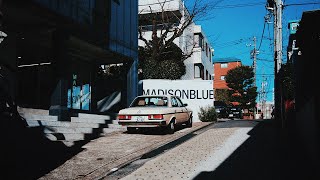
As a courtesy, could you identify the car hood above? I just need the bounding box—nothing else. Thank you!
[118,107,188,115]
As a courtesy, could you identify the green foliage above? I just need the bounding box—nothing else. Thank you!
[138,43,186,80]
[198,106,217,122]
[225,66,258,110]
[214,89,229,103]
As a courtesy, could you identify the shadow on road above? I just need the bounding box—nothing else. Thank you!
[193,119,319,180]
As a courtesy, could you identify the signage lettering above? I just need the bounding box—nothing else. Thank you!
[143,89,214,100]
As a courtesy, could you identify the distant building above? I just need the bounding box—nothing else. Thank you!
[212,57,242,89]
[255,101,274,119]
[138,0,213,80]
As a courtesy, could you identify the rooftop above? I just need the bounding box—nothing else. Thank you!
[212,57,241,63]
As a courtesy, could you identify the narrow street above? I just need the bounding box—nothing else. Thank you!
[106,119,319,180]
[106,120,257,180]
[38,121,213,180]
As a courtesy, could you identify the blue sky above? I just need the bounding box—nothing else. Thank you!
[188,0,320,102]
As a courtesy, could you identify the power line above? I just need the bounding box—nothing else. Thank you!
[258,21,266,50]
[213,2,266,9]
[284,2,320,7]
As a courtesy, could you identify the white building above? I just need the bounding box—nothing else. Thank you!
[138,0,214,80]
[184,25,214,80]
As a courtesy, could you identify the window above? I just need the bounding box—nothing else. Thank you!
[220,76,225,80]
[206,70,208,80]
[194,33,203,49]
[174,97,183,107]
[205,43,208,56]
[171,97,179,107]
[221,63,228,68]
[194,63,204,79]
[175,97,185,107]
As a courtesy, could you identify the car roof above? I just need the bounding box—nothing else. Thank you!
[135,95,174,98]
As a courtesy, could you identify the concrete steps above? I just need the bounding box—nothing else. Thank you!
[19,108,123,146]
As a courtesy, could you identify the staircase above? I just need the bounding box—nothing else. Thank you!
[18,107,126,147]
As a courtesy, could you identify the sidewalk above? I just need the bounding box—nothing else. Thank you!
[38,122,213,180]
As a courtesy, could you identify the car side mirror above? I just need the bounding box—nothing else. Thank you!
[183,103,188,106]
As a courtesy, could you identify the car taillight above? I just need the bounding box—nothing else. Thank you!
[118,115,132,120]
[148,114,163,120]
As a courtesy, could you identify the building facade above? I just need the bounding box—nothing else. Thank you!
[182,25,214,80]
[0,0,139,119]
[294,9,320,165]
[138,0,213,80]
[287,20,300,64]
[212,57,242,89]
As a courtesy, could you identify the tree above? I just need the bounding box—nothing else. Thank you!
[225,66,258,110]
[138,0,222,79]
[138,42,186,79]
[214,89,229,103]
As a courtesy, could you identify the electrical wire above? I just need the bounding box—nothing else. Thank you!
[284,2,320,7]
[212,2,266,9]
[258,21,266,51]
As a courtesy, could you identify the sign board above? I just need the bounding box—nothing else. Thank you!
[139,79,214,122]
[289,20,299,34]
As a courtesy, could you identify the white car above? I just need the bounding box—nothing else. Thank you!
[117,95,193,134]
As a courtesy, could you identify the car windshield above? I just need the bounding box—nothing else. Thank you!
[130,96,168,107]
[230,106,241,111]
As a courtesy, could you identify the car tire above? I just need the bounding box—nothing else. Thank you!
[186,116,192,128]
[167,121,175,134]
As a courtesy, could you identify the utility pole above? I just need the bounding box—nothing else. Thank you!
[250,36,258,87]
[267,0,283,72]
[249,36,259,119]
[266,0,283,125]
[275,0,283,73]
[260,76,267,119]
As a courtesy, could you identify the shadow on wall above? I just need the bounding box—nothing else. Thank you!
[97,91,121,112]
[193,119,319,180]
[1,112,85,180]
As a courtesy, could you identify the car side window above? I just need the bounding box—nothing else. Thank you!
[175,97,185,107]
[171,97,179,107]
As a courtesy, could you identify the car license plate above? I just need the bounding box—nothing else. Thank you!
[229,114,233,117]
[133,116,147,122]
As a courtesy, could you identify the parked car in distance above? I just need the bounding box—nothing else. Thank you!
[228,106,243,119]
[214,101,229,118]
[117,95,193,134]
